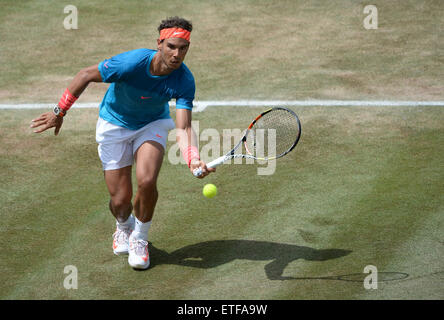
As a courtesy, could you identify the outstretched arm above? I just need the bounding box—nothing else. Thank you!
[31,64,102,135]
[175,108,215,178]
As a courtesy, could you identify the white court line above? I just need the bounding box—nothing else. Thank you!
[0,103,99,109]
[191,100,444,112]
[0,100,444,112]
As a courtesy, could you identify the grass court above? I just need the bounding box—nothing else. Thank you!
[0,0,443,300]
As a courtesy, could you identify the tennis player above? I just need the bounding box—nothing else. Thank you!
[31,17,214,270]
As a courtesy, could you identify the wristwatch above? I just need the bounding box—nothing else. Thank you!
[53,105,67,117]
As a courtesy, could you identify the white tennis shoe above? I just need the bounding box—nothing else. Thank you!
[112,227,132,255]
[128,235,150,269]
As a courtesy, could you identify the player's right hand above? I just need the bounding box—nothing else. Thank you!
[190,159,216,179]
[31,111,64,135]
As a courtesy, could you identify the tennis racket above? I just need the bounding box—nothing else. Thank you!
[193,107,301,177]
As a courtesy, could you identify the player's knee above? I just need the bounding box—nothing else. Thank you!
[137,176,157,194]
[110,195,132,211]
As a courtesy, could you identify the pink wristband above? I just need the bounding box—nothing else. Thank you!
[58,88,78,111]
[183,145,200,168]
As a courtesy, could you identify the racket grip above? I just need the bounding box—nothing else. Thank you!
[192,156,226,177]
[192,167,204,177]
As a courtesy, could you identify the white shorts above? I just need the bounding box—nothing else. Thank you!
[96,117,175,171]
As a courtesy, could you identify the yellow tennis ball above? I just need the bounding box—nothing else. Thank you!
[203,184,217,198]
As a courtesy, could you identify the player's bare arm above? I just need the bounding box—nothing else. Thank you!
[30,64,102,135]
[175,108,215,178]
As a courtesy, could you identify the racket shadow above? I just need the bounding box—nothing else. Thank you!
[148,240,351,280]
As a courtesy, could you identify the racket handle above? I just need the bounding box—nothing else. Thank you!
[192,156,226,177]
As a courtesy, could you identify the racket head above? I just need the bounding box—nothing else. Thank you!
[244,107,301,160]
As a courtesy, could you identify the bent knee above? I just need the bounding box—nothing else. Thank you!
[110,195,132,210]
[137,176,158,193]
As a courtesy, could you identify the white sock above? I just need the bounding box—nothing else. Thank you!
[116,215,135,230]
[132,217,151,241]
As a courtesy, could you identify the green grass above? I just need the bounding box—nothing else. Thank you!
[0,106,443,299]
[0,0,443,102]
[0,0,443,300]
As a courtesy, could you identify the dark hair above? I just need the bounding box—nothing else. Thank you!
[158,16,193,33]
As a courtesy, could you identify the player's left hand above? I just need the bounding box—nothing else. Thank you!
[190,159,216,178]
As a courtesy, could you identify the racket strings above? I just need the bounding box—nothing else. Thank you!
[245,109,300,159]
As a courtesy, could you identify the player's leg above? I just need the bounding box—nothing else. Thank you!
[127,141,164,269]
[126,119,174,269]
[96,116,137,255]
[132,118,173,235]
[104,166,135,255]
[133,141,164,224]
[104,166,133,222]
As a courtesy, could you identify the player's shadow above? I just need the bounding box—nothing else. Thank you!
[149,240,351,280]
